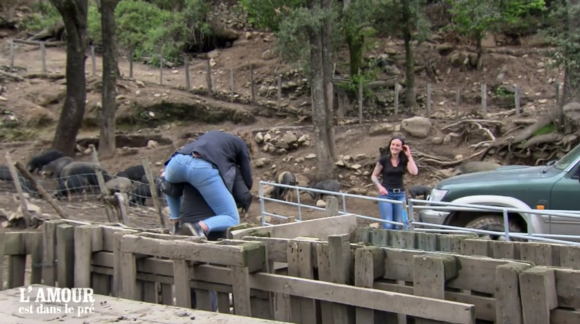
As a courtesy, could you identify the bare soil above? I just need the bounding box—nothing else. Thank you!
[0,28,563,233]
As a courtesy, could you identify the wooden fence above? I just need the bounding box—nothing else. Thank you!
[1,215,579,324]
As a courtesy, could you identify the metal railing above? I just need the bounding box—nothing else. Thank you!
[258,181,580,247]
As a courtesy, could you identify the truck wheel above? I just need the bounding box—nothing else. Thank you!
[465,215,525,241]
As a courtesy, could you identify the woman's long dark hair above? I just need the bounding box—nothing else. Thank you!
[386,137,409,165]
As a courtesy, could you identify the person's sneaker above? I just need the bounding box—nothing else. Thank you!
[170,220,181,235]
[182,222,206,239]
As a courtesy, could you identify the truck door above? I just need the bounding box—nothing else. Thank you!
[549,164,580,237]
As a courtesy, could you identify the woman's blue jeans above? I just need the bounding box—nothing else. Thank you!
[164,153,239,233]
[378,191,406,230]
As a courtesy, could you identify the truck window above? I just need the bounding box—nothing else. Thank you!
[554,144,580,171]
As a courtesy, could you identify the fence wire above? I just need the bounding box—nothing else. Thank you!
[0,172,168,225]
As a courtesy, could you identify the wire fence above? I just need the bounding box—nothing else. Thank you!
[0,167,169,229]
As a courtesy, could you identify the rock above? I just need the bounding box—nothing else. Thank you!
[316,200,326,207]
[431,137,443,145]
[298,135,309,143]
[443,134,452,144]
[563,102,580,122]
[146,140,158,149]
[454,154,463,160]
[277,133,298,149]
[305,154,317,159]
[263,133,272,142]
[350,164,362,170]
[120,147,139,156]
[254,132,264,144]
[136,80,145,87]
[369,123,394,136]
[401,117,432,138]
[354,154,367,161]
[254,158,269,168]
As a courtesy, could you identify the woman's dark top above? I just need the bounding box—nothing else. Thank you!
[171,131,253,192]
[378,155,408,189]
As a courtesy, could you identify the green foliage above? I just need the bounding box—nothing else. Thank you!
[336,67,380,98]
[376,0,431,43]
[541,0,580,72]
[494,86,515,98]
[86,0,211,65]
[20,1,61,32]
[535,122,556,136]
[239,0,305,31]
[445,0,546,45]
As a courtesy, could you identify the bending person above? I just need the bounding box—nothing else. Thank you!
[163,130,253,238]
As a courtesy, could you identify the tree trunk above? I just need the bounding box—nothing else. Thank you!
[401,0,417,109]
[49,0,89,157]
[308,0,335,181]
[563,0,580,104]
[322,0,337,161]
[476,34,483,70]
[98,0,120,160]
[347,33,365,78]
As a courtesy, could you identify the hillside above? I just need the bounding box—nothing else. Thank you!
[0,1,566,230]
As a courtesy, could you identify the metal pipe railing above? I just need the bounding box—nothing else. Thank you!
[257,181,580,245]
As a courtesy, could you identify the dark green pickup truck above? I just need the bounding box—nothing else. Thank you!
[419,143,580,240]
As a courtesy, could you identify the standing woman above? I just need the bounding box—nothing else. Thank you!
[371,137,418,229]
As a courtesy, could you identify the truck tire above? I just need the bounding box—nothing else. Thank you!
[465,215,525,241]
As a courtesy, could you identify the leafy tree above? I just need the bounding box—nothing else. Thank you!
[377,0,430,109]
[48,0,89,157]
[445,0,545,70]
[542,0,580,103]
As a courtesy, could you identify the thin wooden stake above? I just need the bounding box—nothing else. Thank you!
[5,152,31,227]
[481,84,487,118]
[206,59,212,93]
[40,42,46,73]
[90,45,96,76]
[427,83,432,117]
[277,75,282,110]
[515,85,521,115]
[184,56,190,90]
[158,47,163,85]
[455,87,461,119]
[141,157,166,227]
[394,81,400,120]
[358,72,363,124]
[250,65,255,103]
[9,39,14,70]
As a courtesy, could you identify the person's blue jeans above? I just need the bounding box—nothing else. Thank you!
[164,153,239,233]
[378,191,406,230]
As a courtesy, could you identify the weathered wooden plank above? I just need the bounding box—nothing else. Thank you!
[447,255,528,294]
[495,263,530,324]
[519,267,557,324]
[231,266,252,317]
[374,282,495,322]
[461,239,490,257]
[438,235,475,253]
[554,268,580,309]
[56,224,75,288]
[120,235,265,271]
[414,254,461,324]
[0,284,290,323]
[518,243,553,266]
[230,214,358,240]
[249,273,475,324]
[25,232,43,284]
[329,234,355,324]
[41,220,65,286]
[354,247,385,324]
[315,242,333,324]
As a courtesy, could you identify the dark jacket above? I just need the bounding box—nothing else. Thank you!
[171,131,253,192]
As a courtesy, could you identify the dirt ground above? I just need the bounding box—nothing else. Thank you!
[0,23,563,234]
